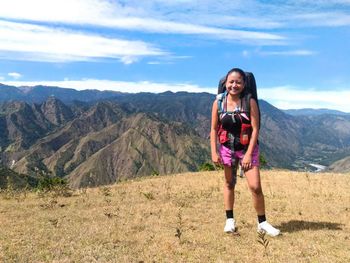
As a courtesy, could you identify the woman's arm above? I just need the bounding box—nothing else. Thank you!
[210,100,221,164]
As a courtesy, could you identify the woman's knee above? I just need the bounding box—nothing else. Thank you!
[249,184,263,195]
[224,180,235,190]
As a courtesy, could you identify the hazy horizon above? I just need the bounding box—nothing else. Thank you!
[1,1,350,111]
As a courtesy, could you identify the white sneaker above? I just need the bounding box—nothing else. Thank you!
[224,218,235,233]
[257,221,280,237]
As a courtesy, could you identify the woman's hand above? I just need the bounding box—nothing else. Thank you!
[212,153,222,166]
[242,154,252,171]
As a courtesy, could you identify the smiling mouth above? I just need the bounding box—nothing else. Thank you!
[229,88,240,92]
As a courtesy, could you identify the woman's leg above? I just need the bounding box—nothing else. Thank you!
[245,166,280,236]
[223,164,236,232]
[244,166,265,215]
[223,165,235,210]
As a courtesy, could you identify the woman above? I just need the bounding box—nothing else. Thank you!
[210,68,280,236]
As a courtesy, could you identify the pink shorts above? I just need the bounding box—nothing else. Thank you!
[219,144,260,167]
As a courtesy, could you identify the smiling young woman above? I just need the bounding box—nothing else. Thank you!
[210,67,280,237]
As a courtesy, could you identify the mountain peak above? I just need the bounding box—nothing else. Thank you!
[41,96,73,125]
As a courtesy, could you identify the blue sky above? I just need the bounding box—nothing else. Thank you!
[0,0,350,111]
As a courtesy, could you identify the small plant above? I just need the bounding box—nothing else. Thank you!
[0,176,29,202]
[13,189,28,203]
[257,231,270,260]
[305,172,311,183]
[48,218,59,228]
[267,181,274,198]
[52,185,72,198]
[175,208,184,243]
[1,176,16,200]
[151,170,159,176]
[99,186,113,204]
[142,192,155,200]
[164,180,172,199]
[174,197,188,208]
[79,187,88,197]
[104,207,119,218]
[174,206,193,244]
[99,186,112,197]
[40,198,58,209]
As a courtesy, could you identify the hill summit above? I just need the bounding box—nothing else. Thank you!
[0,169,349,262]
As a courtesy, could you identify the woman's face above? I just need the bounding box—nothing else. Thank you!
[226,71,244,96]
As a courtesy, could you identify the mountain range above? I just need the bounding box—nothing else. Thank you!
[283,108,350,116]
[1,83,349,188]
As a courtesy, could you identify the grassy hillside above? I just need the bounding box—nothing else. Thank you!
[0,170,349,262]
[328,156,350,173]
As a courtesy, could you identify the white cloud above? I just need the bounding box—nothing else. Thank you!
[0,20,166,63]
[99,17,285,44]
[0,0,116,24]
[8,72,22,79]
[1,79,216,94]
[3,0,347,49]
[242,50,250,58]
[192,14,284,29]
[2,79,350,112]
[259,86,350,112]
[120,56,139,65]
[0,0,285,45]
[259,50,317,56]
[286,0,350,6]
[147,61,162,65]
[241,48,317,57]
[291,12,350,27]
[0,0,348,40]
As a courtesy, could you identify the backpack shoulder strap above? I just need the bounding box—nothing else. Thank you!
[216,91,227,114]
[241,93,261,130]
[242,93,252,117]
[217,77,226,94]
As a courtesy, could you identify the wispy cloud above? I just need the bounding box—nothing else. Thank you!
[98,17,285,44]
[2,0,348,54]
[1,0,349,35]
[291,12,350,27]
[285,0,350,7]
[0,20,166,63]
[0,0,286,45]
[259,50,317,56]
[8,72,22,79]
[241,49,316,57]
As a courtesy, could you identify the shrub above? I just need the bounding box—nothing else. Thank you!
[37,177,67,191]
[37,176,72,197]
[259,153,268,167]
[199,162,216,171]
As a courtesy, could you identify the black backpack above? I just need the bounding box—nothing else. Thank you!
[217,71,260,129]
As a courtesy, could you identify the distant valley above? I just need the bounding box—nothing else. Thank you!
[1,83,350,188]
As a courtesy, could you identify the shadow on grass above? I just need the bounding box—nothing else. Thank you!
[277,220,343,233]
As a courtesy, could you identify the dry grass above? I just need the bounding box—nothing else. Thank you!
[0,170,349,262]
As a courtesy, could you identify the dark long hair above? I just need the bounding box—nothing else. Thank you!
[225,68,246,83]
